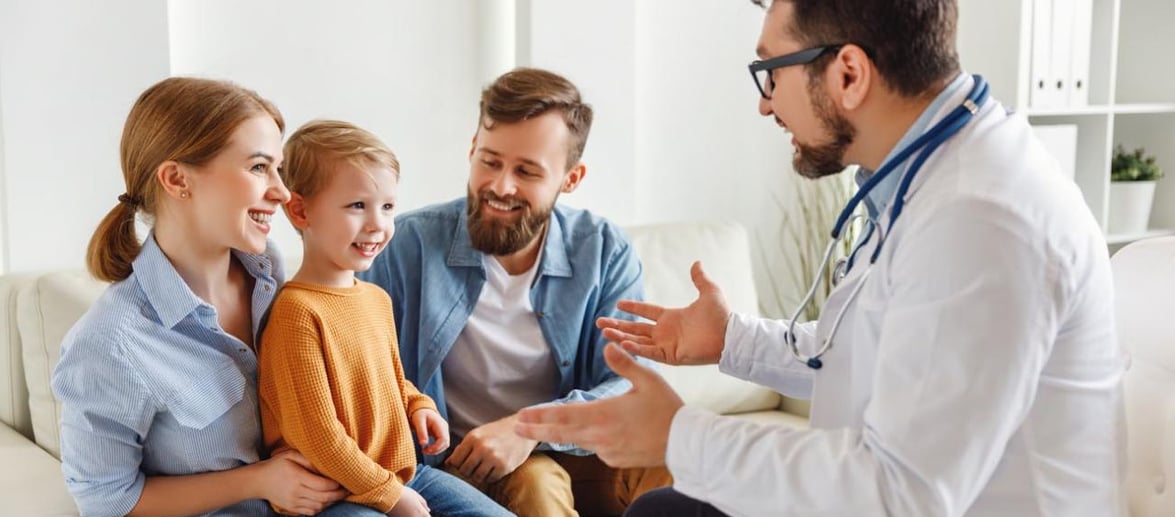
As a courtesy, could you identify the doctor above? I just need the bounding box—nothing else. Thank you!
[515,0,1127,516]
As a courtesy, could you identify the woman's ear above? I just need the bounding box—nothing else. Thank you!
[156,160,190,200]
[285,193,310,230]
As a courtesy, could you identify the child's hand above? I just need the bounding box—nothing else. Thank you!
[386,486,429,517]
[411,408,450,455]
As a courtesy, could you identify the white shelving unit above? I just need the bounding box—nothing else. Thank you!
[958,0,1175,247]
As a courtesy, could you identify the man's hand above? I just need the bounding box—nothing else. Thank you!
[387,486,429,517]
[445,413,539,484]
[596,261,731,365]
[254,450,348,515]
[514,343,683,468]
[411,408,450,455]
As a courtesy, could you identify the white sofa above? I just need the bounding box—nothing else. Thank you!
[0,221,806,515]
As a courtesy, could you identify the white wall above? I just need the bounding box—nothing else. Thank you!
[168,0,483,257]
[0,0,801,298]
[523,0,638,223]
[0,0,170,273]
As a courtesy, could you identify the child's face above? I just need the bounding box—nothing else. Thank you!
[299,160,398,279]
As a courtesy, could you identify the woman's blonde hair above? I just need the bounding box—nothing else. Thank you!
[87,77,283,282]
[281,119,400,198]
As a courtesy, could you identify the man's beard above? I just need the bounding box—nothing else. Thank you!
[466,189,553,255]
[792,78,856,179]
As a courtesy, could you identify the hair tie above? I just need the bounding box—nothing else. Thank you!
[118,193,143,207]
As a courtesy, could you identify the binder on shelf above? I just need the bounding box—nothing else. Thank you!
[1069,0,1093,106]
[1029,0,1057,108]
[1049,0,1075,108]
[1032,124,1078,181]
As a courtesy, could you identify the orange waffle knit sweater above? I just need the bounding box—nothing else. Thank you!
[259,280,436,513]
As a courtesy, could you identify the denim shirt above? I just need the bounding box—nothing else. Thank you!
[52,234,283,517]
[359,198,645,459]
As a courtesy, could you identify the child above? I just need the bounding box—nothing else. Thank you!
[259,120,514,517]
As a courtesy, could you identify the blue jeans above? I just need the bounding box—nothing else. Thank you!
[316,464,515,517]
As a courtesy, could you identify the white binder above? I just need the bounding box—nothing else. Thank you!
[1029,0,1056,108]
[1049,0,1075,107]
[1069,0,1094,106]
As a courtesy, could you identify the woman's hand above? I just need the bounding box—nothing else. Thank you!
[255,450,348,515]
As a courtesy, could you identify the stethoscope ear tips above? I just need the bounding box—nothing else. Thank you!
[806,357,824,370]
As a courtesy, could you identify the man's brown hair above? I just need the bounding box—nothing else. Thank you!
[478,67,594,170]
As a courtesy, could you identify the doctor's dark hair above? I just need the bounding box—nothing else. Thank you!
[753,0,960,98]
[87,77,283,283]
[478,67,593,171]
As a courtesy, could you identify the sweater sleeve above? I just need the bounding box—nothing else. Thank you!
[260,299,404,512]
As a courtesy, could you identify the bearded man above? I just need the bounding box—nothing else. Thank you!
[359,67,671,517]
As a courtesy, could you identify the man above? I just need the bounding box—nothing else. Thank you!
[360,67,671,517]
[515,2,1127,516]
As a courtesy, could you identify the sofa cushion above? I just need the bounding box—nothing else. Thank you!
[624,222,782,415]
[0,423,77,515]
[0,273,37,439]
[18,271,107,459]
[1112,237,1175,517]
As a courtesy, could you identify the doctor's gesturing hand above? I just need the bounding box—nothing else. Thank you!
[515,343,683,468]
[596,261,731,366]
[514,261,726,467]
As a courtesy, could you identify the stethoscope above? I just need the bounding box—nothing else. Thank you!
[784,75,990,370]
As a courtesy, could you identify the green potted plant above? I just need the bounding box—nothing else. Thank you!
[1108,145,1164,235]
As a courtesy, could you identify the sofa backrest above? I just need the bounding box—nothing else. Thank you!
[1,273,37,439]
[1112,236,1175,517]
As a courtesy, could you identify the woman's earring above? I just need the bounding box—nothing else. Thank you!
[180,191,189,199]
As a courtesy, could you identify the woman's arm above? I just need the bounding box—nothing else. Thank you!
[130,450,344,517]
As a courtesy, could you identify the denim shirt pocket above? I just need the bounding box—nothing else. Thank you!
[166,363,248,430]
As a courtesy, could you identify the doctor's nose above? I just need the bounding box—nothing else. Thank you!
[758,95,775,117]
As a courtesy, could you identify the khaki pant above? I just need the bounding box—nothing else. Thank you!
[443,452,672,517]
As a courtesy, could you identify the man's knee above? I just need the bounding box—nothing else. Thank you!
[491,454,576,517]
[624,487,728,517]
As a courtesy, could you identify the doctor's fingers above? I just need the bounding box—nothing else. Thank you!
[598,318,655,338]
[614,299,667,321]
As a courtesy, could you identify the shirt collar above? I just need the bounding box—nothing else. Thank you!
[855,72,969,219]
[447,200,572,278]
[133,232,276,329]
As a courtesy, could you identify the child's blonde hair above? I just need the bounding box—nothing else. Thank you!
[281,119,400,197]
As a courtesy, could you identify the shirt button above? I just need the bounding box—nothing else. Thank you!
[263,284,272,292]
[561,360,570,367]
[536,312,545,318]
[239,348,247,353]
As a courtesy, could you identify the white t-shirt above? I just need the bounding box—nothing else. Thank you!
[442,254,558,439]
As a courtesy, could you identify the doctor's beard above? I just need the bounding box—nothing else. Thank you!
[792,80,856,179]
[466,188,554,256]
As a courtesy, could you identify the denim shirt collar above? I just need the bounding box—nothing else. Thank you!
[855,71,969,219]
[133,232,275,329]
[446,202,573,278]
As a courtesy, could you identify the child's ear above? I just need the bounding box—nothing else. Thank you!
[285,193,310,230]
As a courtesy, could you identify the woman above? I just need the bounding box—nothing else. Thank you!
[51,77,346,516]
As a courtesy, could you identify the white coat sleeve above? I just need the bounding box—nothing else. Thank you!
[666,198,1067,517]
[719,313,816,400]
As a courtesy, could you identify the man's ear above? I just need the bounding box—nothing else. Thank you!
[468,132,479,161]
[156,160,190,200]
[561,163,587,194]
[831,44,873,111]
[285,193,310,230]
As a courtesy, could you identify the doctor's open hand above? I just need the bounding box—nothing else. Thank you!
[596,261,731,366]
[514,343,683,468]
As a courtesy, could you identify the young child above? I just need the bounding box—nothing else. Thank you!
[259,120,513,517]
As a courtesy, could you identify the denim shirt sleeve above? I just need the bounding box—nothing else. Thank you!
[53,324,157,517]
[538,233,650,453]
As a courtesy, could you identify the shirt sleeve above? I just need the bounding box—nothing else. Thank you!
[541,235,647,453]
[719,313,816,399]
[666,198,1067,516]
[261,300,404,512]
[52,325,156,517]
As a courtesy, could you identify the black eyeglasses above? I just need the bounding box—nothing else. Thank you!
[748,45,844,99]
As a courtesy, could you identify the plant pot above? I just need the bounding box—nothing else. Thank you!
[1107,180,1157,235]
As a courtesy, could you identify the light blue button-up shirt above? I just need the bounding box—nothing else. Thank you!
[52,234,283,517]
[359,198,645,462]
